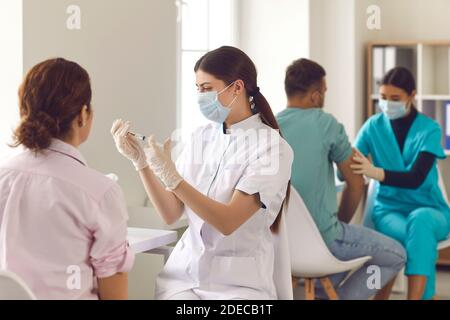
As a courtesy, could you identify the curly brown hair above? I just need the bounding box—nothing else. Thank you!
[12,58,92,152]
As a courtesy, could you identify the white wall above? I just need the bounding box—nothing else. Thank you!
[23,0,178,208]
[238,0,309,114]
[309,0,358,138]
[369,0,450,42]
[0,1,22,159]
[354,0,378,135]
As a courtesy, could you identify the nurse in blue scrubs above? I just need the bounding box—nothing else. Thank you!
[352,67,450,300]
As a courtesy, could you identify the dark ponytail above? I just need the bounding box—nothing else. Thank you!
[12,58,92,153]
[194,46,290,233]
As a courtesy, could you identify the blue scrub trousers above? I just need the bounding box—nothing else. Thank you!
[374,207,450,299]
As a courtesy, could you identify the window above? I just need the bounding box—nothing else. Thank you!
[177,0,237,134]
[0,2,22,159]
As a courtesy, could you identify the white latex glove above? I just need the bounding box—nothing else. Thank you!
[144,136,183,190]
[350,149,385,182]
[111,119,148,171]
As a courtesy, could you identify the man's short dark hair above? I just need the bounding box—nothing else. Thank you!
[285,58,326,98]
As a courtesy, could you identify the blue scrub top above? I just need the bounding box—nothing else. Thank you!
[355,112,450,222]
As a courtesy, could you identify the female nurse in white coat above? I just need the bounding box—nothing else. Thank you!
[111,46,293,300]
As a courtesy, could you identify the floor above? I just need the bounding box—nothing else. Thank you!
[293,267,450,300]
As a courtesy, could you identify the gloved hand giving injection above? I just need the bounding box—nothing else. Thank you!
[111,119,184,189]
[111,119,148,171]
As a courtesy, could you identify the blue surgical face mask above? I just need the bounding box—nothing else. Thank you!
[197,82,238,123]
[378,99,407,120]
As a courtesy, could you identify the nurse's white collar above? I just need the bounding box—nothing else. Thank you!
[47,138,87,166]
[223,113,263,134]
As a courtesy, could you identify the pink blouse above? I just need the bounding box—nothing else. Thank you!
[0,139,134,299]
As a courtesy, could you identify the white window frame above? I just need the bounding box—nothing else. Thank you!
[175,0,239,133]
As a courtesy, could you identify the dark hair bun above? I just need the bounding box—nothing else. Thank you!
[15,112,60,152]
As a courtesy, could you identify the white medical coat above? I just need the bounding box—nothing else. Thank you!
[155,114,293,300]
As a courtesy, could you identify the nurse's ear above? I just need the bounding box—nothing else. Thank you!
[233,79,245,96]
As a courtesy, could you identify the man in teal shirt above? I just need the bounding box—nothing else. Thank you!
[276,58,406,300]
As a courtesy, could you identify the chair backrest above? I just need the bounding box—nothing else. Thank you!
[285,186,351,277]
[438,168,449,203]
[0,270,36,300]
[362,179,377,229]
[272,212,293,300]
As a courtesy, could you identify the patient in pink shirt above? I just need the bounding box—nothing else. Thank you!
[0,58,134,299]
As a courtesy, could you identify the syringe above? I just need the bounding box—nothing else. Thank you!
[127,131,147,141]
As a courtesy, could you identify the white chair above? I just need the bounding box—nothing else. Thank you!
[0,270,36,300]
[285,186,372,300]
[0,199,36,300]
[272,212,294,300]
[362,169,450,293]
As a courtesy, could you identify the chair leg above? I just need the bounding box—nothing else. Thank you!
[392,267,407,293]
[304,278,316,300]
[319,277,339,300]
